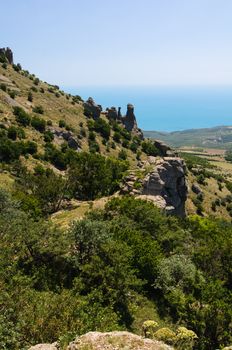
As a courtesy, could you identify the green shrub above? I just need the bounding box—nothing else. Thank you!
[59,119,66,128]
[28,91,33,102]
[7,126,18,140]
[31,116,46,132]
[13,106,31,126]
[142,140,160,156]
[33,105,44,114]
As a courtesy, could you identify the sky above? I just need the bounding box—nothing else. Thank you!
[1,0,232,87]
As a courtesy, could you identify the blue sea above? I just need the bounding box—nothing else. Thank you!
[62,86,232,132]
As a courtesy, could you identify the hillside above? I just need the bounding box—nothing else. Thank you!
[1,49,232,350]
[144,126,232,148]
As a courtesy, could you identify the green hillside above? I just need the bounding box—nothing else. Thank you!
[144,126,232,148]
[1,53,232,350]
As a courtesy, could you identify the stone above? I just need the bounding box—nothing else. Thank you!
[192,183,202,194]
[121,103,143,139]
[67,331,173,350]
[28,343,58,350]
[68,136,80,150]
[0,47,13,64]
[154,140,172,157]
[83,97,102,119]
[106,106,118,120]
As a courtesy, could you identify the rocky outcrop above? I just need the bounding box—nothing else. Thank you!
[29,331,173,350]
[153,140,173,157]
[121,103,143,139]
[0,47,13,64]
[83,97,102,119]
[105,103,143,139]
[121,156,188,217]
[49,127,81,151]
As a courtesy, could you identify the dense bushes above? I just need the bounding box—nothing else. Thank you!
[68,152,128,200]
[13,106,31,126]
[0,191,232,349]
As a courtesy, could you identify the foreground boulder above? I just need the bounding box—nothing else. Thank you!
[28,331,173,350]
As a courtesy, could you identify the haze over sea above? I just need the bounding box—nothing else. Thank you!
[63,86,232,132]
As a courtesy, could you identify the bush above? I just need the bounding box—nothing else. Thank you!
[8,90,17,99]
[59,119,66,128]
[43,130,54,143]
[0,83,7,92]
[34,78,40,85]
[142,140,160,156]
[93,118,111,140]
[28,91,33,102]
[33,105,44,114]
[118,149,127,160]
[31,116,46,132]
[7,126,18,140]
[13,106,31,126]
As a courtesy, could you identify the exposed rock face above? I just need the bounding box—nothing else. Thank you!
[83,97,102,119]
[121,156,188,217]
[0,47,13,64]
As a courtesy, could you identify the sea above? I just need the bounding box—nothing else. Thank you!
[62,86,232,132]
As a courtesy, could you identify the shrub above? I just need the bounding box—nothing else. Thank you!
[142,140,160,156]
[59,119,66,128]
[43,130,54,143]
[118,149,127,160]
[33,105,44,114]
[93,118,111,140]
[28,91,33,102]
[34,78,40,85]
[31,86,38,92]
[8,90,17,99]
[31,116,46,132]
[88,131,96,141]
[13,106,31,126]
[7,126,18,140]
[0,83,7,92]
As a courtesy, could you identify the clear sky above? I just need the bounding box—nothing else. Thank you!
[1,0,232,87]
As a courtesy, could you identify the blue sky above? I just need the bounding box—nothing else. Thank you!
[1,0,232,86]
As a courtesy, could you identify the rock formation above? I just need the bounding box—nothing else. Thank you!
[83,97,102,119]
[49,127,81,151]
[0,47,13,64]
[121,156,188,217]
[29,331,173,350]
[105,103,143,139]
[153,140,173,157]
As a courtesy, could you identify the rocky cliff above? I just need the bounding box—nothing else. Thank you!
[121,156,188,217]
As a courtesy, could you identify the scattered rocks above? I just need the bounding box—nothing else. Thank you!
[83,97,102,119]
